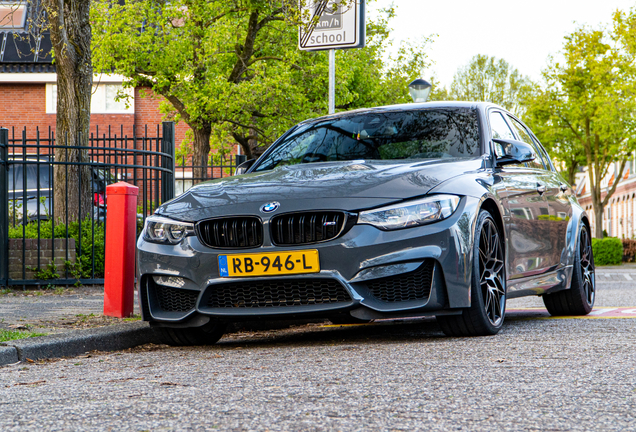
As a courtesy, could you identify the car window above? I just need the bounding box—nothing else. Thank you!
[489,111,526,168]
[531,135,554,172]
[489,112,515,142]
[507,116,545,170]
[254,108,481,171]
[8,163,52,191]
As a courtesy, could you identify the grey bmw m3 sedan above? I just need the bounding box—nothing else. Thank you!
[137,101,595,345]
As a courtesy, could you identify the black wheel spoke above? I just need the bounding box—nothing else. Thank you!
[479,219,505,327]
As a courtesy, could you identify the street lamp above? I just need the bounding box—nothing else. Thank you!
[408,78,432,103]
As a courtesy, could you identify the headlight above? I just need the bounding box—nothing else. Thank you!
[358,195,461,230]
[143,216,195,244]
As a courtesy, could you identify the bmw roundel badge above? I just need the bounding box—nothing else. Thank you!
[260,202,280,213]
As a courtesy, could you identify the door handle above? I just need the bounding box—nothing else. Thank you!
[537,184,546,194]
[560,183,568,192]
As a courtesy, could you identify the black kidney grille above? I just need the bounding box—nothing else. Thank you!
[206,279,351,308]
[366,260,435,303]
[271,212,347,245]
[156,285,199,312]
[197,217,263,248]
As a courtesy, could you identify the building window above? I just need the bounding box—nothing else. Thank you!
[46,83,134,114]
[0,3,26,30]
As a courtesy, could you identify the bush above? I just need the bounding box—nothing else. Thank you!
[8,219,106,278]
[592,237,623,266]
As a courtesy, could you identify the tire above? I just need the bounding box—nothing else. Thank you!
[154,322,226,346]
[437,210,506,336]
[543,223,595,315]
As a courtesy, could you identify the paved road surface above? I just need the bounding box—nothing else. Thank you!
[1,276,635,431]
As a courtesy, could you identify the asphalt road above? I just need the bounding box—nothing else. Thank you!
[1,277,635,431]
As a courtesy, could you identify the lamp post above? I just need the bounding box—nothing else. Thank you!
[408,78,432,103]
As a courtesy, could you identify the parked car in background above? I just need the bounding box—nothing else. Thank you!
[137,101,595,345]
[8,156,112,224]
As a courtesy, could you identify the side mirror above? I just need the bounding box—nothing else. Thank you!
[235,158,256,175]
[493,138,536,166]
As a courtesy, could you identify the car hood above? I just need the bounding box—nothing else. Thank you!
[157,159,482,221]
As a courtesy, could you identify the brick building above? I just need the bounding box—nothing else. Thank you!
[576,159,636,238]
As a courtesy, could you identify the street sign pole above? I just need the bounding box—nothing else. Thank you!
[329,49,335,114]
[299,1,365,115]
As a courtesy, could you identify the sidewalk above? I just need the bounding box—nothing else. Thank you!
[2,264,636,332]
[0,285,140,334]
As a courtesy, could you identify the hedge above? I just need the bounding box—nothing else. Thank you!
[8,219,106,278]
[592,237,623,266]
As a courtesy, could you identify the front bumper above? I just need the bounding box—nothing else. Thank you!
[136,196,479,325]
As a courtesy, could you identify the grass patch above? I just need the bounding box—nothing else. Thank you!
[0,329,46,342]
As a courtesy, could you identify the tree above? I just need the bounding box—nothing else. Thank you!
[91,0,431,181]
[449,54,534,115]
[525,25,636,238]
[21,0,93,222]
[523,88,587,186]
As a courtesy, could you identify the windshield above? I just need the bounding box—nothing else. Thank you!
[254,108,481,172]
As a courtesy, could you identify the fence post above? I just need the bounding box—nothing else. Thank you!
[161,121,175,203]
[0,128,8,287]
[235,154,247,167]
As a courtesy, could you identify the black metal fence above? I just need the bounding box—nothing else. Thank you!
[0,123,243,288]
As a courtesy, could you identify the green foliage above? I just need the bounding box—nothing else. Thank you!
[523,20,636,238]
[28,263,60,280]
[592,237,623,265]
[8,219,106,278]
[447,54,535,116]
[91,0,432,161]
[0,329,46,342]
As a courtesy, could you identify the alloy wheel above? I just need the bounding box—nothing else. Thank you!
[478,219,506,326]
[579,227,595,306]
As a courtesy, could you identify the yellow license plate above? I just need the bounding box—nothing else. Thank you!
[218,250,320,277]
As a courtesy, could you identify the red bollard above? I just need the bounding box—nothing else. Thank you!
[104,182,139,318]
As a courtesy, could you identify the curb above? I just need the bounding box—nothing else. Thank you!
[0,322,159,366]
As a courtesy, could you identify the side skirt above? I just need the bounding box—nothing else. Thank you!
[507,265,573,299]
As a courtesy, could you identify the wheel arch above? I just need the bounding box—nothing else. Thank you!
[478,197,506,255]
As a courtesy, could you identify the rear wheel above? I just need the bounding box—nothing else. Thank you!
[154,322,226,346]
[543,223,595,315]
[437,210,506,336]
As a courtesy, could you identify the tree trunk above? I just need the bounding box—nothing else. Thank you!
[44,0,93,223]
[191,125,211,184]
[594,202,604,238]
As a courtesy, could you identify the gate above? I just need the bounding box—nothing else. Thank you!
[0,123,177,287]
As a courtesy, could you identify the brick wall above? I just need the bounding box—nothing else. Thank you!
[8,238,77,281]
[0,84,189,144]
[0,84,55,136]
[0,83,238,158]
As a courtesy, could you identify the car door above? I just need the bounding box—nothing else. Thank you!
[506,116,569,271]
[489,110,553,280]
[530,132,572,266]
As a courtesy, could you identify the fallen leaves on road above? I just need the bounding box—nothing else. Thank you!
[160,382,190,387]
[14,380,46,386]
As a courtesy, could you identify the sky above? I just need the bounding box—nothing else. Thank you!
[367,0,636,88]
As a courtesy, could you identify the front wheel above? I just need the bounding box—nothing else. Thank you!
[437,210,506,336]
[543,223,595,315]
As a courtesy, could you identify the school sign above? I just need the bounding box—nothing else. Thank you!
[298,0,366,51]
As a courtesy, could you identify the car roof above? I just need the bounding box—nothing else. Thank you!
[301,101,504,124]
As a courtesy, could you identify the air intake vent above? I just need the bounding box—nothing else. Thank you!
[205,279,351,308]
[270,211,351,245]
[197,217,263,249]
[156,285,199,312]
[366,260,435,303]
